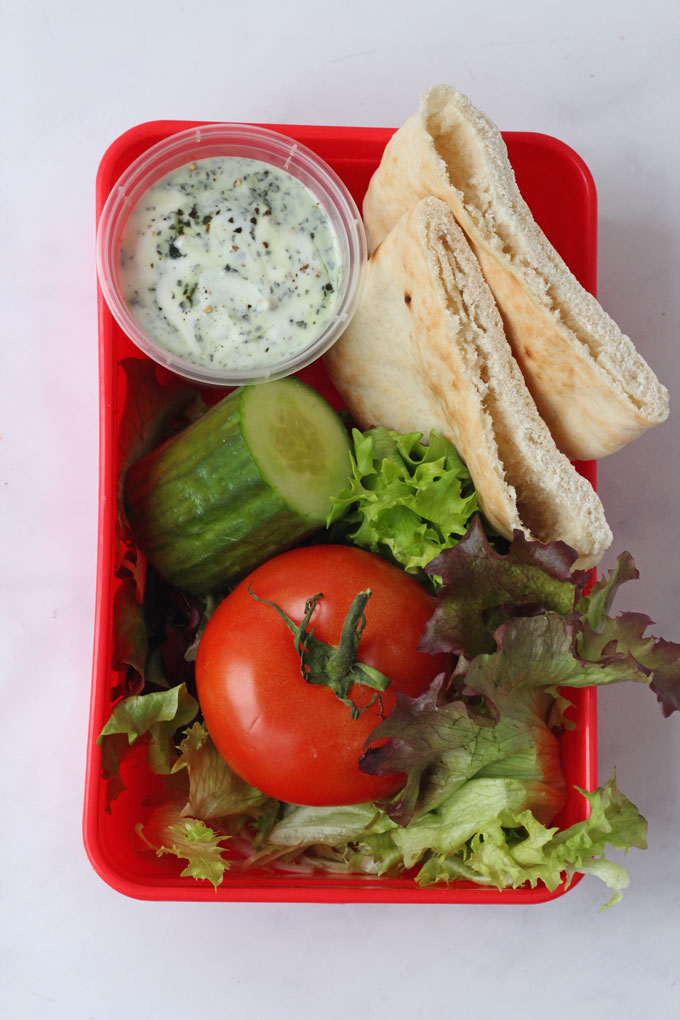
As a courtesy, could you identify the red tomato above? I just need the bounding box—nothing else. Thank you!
[195,545,449,806]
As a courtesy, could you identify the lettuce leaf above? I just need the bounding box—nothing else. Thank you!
[111,575,149,696]
[360,669,566,828]
[416,775,647,909]
[420,516,589,658]
[171,722,271,821]
[577,553,680,717]
[135,724,278,885]
[97,683,199,806]
[327,428,479,582]
[136,804,231,889]
[245,802,402,875]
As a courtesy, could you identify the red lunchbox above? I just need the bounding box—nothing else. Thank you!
[84,120,598,902]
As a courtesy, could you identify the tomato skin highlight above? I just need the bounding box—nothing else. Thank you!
[195,545,449,806]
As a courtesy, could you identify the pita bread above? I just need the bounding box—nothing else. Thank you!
[362,84,669,461]
[325,197,612,569]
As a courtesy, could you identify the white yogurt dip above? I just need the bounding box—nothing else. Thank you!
[119,156,343,371]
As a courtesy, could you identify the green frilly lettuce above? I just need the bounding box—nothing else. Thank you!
[242,774,645,909]
[327,427,481,582]
[135,723,276,888]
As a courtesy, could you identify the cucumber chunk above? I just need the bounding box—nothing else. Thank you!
[124,377,352,595]
[241,379,353,523]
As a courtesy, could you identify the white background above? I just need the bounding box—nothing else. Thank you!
[2,1,679,1016]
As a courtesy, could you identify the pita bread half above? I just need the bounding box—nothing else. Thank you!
[362,84,669,461]
[324,197,612,569]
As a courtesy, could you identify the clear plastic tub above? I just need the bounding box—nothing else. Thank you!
[96,123,367,386]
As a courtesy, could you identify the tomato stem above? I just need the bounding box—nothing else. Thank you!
[247,586,392,718]
[326,589,370,679]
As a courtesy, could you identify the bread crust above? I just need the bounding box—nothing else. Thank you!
[325,197,612,568]
[362,85,669,461]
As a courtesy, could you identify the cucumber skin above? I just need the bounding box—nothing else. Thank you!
[124,387,324,595]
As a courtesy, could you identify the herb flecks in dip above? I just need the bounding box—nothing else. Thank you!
[119,156,342,372]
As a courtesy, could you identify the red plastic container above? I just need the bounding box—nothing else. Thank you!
[85,120,598,902]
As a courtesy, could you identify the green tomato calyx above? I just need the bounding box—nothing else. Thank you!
[247,586,391,719]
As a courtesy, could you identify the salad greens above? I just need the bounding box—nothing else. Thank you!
[104,519,678,906]
[102,362,680,905]
[327,427,483,584]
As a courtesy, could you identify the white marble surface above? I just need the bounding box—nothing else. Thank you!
[2,1,679,1016]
